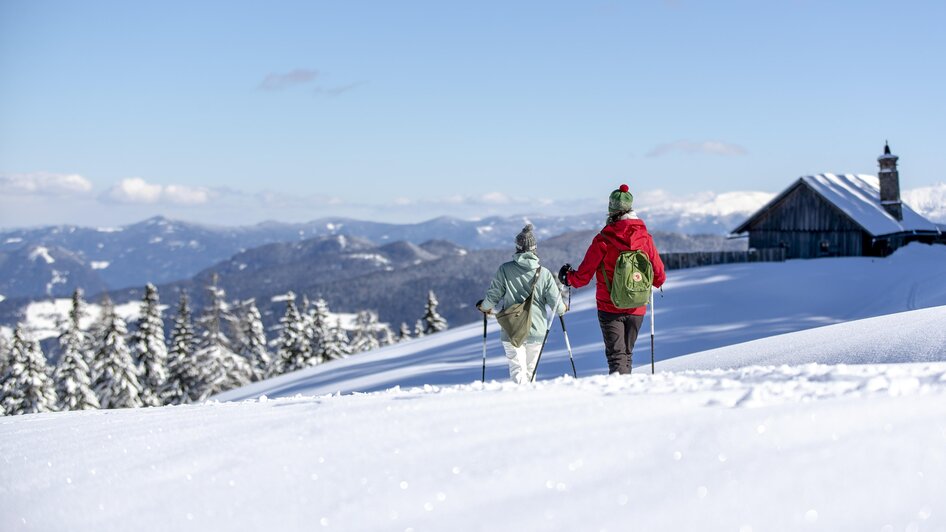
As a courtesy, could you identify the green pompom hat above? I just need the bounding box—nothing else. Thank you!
[608,184,633,214]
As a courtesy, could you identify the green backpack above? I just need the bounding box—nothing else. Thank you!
[598,232,653,309]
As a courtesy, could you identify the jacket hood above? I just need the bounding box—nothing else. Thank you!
[602,217,647,240]
[513,251,540,269]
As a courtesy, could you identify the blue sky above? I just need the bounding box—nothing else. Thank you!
[1,0,944,228]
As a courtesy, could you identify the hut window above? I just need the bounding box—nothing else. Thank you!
[820,240,830,252]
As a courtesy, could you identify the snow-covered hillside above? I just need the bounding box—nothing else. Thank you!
[218,243,946,400]
[4,244,946,532]
[3,361,945,531]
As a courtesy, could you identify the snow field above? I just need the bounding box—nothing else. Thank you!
[4,244,946,531]
[2,362,946,531]
[218,244,946,401]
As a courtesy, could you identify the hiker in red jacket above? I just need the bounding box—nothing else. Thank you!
[559,184,666,374]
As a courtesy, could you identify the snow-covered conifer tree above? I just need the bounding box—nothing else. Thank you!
[194,274,253,398]
[164,292,199,404]
[414,319,426,338]
[237,300,270,381]
[91,307,143,409]
[0,331,11,387]
[397,322,412,342]
[422,290,448,334]
[54,290,99,411]
[1,325,58,415]
[87,295,115,363]
[268,294,316,376]
[307,298,332,364]
[131,283,168,406]
[350,311,381,353]
[322,319,351,361]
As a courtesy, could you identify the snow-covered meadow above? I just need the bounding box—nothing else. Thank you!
[3,243,946,531]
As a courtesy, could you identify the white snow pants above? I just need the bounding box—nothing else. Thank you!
[502,341,542,384]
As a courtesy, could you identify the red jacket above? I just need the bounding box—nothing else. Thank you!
[566,217,666,315]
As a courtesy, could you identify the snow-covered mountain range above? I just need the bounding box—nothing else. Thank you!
[0,230,744,343]
[3,184,943,303]
[0,206,751,300]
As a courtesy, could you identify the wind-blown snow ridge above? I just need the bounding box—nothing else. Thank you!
[247,361,946,409]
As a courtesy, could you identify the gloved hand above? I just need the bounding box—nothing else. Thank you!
[475,299,489,314]
[558,264,573,286]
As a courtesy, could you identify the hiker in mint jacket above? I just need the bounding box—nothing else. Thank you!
[560,184,666,375]
[477,224,567,384]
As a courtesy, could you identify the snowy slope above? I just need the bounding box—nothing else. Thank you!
[658,305,946,371]
[4,246,946,531]
[218,243,946,400]
[2,363,946,531]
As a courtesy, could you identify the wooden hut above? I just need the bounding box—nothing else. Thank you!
[732,144,942,259]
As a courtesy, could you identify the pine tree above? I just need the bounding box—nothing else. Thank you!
[132,283,168,406]
[194,274,253,398]
[268,294,316,376]
[0,333,8,416]
[423,290,448,334]
[0,331,11,388]
[307,298,332,365]
[88,295,115,363]
[91,307,143,409]
[414,319,426,338]
[237,300,270,381]
[54,290,99,411]
[350,311,382,353]
[397,322,412,342]
[164,292,199,405]
[323,319,351,361]
[1,325,58,415]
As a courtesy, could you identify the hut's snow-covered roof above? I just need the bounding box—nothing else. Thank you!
[734,173,940,236]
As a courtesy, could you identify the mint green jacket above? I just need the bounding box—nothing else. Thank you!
[480,252,567,344]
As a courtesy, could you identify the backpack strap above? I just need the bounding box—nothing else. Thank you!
[528,267,541,294]
[597,231,630,293]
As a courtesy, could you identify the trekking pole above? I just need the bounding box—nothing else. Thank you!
[559,312,578,378]
[530,281,565,383]
[650,289,655,375]
[481,312,488,383]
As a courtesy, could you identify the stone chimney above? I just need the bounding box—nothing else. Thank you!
[877,141,902,221]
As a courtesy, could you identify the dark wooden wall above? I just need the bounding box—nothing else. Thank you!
[744,183,867,259]
[662,248,786,270]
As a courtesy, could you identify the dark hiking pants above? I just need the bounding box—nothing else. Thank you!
[597,310,644,375]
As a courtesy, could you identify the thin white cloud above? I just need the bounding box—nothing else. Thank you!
[259,69,320,91]
[0,172,93,195]
[647,140,747,158]
[255,190,344,209]
[164,184,212,205]
[103,178,215,206]
[480,192,511,205]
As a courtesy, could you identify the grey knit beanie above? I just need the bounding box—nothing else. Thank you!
[515,224,537,253]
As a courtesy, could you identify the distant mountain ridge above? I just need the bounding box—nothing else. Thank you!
[0,230,746,340]
[0,197,764,299]
[3,183,941,303]
[902,182,946,223]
